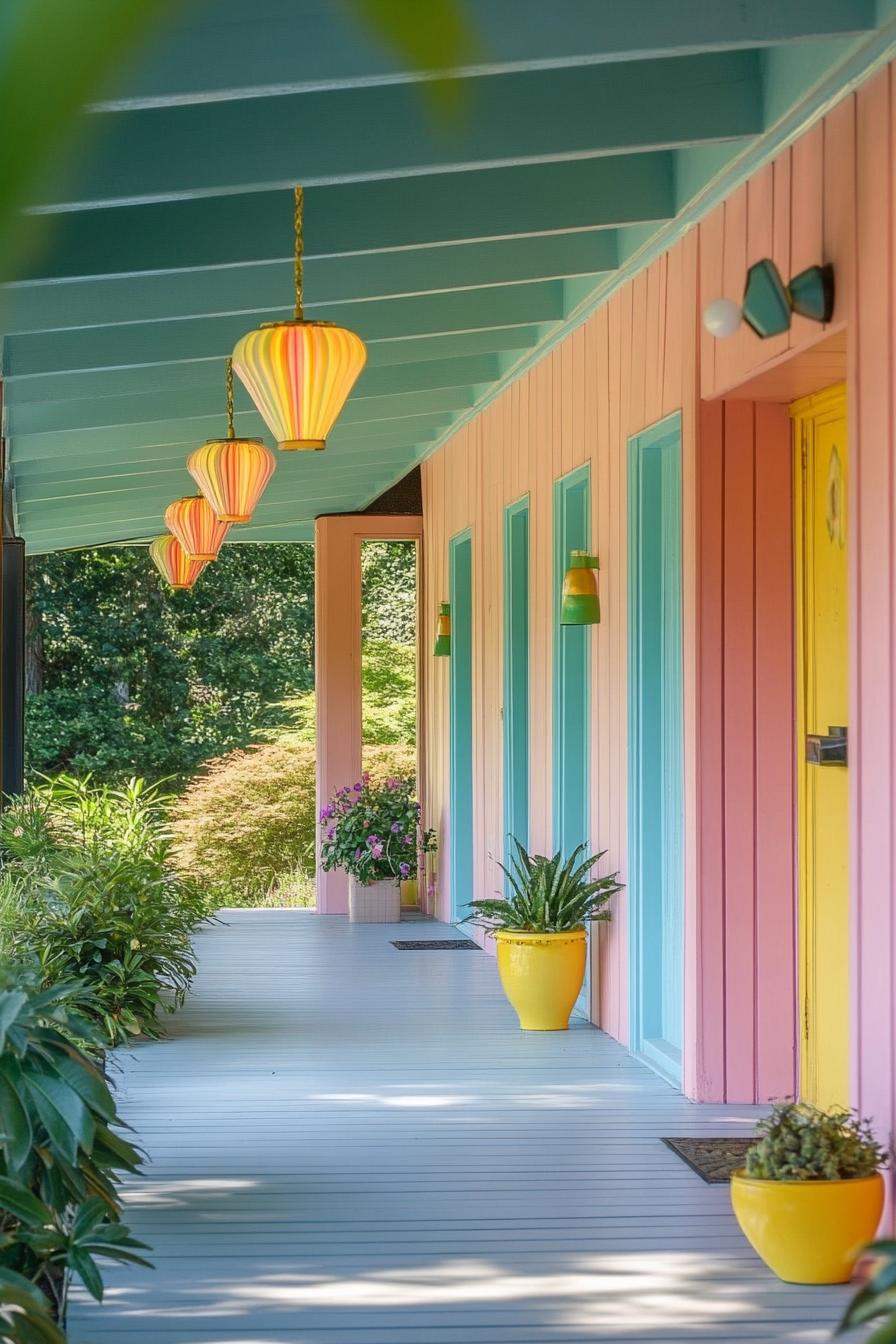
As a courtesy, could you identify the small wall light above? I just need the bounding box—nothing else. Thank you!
[433,602,451,656]
[560,551,600,626]
[703,259,834,340]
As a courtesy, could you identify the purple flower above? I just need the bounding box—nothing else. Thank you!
[390,821,401,833]
[353,782,362,792]
[326,827,335,841]
[386,778,398,790]
[399,862,411,878]
[403,835,413,845]
[370,842,383,859]
[362,771,370,783]
[319,808,328,822]
[366,834,380,847]
[354,848,362,861]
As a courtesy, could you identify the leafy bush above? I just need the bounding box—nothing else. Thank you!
[744,1102,887,1181]
[0,776,209,1046]
[465,840,622,933]
[0,970,150,1331]
[319,773,434,884]
[170,740,415,904]
[837,1240,896,1341]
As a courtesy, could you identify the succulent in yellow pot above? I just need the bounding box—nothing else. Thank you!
[464,839,622,1030]
[731,1102,888,1285]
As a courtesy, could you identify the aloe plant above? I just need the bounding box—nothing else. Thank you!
[464,840,622,933]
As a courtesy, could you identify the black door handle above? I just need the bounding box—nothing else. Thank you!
[806,726,848,766]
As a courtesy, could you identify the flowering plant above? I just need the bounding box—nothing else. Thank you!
[318,773,436,885]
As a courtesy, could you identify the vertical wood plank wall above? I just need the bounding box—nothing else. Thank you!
[420,61,896,1126]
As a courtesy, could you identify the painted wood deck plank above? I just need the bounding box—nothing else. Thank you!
[71,911,850,1342]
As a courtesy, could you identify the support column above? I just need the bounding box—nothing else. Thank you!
[1,536,25,797]
[314,513,423,914]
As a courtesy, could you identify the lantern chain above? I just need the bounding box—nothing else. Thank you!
[294,185,304,321]
[225,357,235,439]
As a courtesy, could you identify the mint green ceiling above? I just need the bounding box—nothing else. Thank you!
[0,0,891,552]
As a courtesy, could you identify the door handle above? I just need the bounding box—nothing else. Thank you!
[806,726,848,766]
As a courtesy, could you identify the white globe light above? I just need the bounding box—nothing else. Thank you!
[703,297,742,339]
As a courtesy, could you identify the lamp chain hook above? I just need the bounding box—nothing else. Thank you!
[294,185,304,321]
[225,357,235,440]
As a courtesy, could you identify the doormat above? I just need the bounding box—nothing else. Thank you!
[391,939,480,950]
[661,1137,755,1183]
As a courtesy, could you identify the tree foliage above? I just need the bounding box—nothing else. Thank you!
[26,544,315,783]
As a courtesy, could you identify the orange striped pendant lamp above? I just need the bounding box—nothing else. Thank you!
[149,535,206,589]
[232,187,367,450]
[164,494,230,561]
[188,359,276,523]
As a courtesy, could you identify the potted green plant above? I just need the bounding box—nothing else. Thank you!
[731,1102,887,1284]
[464,839,622,1030]
[319,773,436,923]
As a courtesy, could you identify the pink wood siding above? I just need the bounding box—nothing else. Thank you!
[422,240,699,1053]
[419,58,896,1147]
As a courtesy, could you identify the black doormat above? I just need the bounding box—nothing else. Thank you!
[662,1137,755,1183]
[391,939,480,950]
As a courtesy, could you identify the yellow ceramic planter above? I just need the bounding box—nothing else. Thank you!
[731,1170,884,1283]
[494,928,587,1030]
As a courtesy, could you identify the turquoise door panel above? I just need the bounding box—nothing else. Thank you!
[449,531,474,923]
[503,497,530,869]
[627,414,684,1088]
[553,467,592,1019]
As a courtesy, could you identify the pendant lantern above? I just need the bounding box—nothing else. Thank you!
[164,494,230,561]
[560,551,601,626]
[232,187,367,450]
[188,359,276,522]
[149,534,206,589]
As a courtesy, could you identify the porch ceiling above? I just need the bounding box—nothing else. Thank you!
[0,0,887,553]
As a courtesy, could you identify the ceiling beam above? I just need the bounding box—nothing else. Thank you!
[6,353,503,436]
[3,282,565,378]
[13,155,672,283]
[1,230,618,335]
[100,0,874,109]
[39,52,762,210]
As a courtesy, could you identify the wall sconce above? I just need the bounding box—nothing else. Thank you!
[433,602,451,656]
[703,259,834,340]
[560,551,600,626]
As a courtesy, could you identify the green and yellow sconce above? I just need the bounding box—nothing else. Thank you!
[433,602,451,656]
[560,551,601,626]
[703,259,834,340]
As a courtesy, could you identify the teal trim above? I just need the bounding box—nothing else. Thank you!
[503,497,530,871]
[627,413,684,1089]
[449,531,474,924]
[552,466,591,859]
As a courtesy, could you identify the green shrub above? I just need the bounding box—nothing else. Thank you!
[170,740,415,904]
[0,776,209,1046]
[744,1102,887,1181]
[0,969,150,1330]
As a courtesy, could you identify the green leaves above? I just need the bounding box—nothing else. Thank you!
[465,839,623,934]
[745,1102,888,1182]
[838,1242,896,1340]
[0,972,151,1330]
[0,1269,65,1344]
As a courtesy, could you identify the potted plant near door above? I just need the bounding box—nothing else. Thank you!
[465,839,622,1030]
[319,773,436,923]
[731,1102,887,1284]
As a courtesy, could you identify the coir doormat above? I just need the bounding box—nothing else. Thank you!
[391,939,480,950]
[661,1137,755,1183]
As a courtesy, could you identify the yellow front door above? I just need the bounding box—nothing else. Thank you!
[792,384,849,1110]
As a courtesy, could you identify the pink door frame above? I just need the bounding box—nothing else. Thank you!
[314,513,424,914]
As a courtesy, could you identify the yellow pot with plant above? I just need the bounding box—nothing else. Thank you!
[731,1103,887,1284]
[464,839,622,1031]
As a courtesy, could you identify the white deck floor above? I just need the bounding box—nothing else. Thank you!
[72,910,851,1343]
